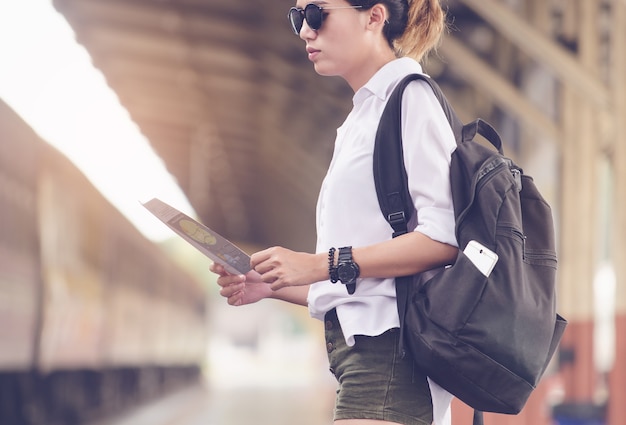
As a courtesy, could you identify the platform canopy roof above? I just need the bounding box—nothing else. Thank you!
[52,0,529,251]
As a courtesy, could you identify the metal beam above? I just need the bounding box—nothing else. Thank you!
[460,0,611,109]
[441,36,561,144]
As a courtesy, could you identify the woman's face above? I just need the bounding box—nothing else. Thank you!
[293,0,375,89]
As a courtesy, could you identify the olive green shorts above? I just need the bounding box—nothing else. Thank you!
[324,309,433,425]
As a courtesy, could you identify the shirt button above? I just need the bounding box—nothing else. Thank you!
[325,320,333,330]
[326,342,334,353]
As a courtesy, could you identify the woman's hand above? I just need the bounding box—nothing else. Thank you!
[209,263,273,306]
[251,247,326,291]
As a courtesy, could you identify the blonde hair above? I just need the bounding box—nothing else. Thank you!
[395,0,446,61]
[349,0,446,62]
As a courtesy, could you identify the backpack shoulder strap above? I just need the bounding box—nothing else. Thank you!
[373,73,463,237]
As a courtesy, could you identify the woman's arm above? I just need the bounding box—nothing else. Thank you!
[250,232,457,291]
[269,285,309,306]
[352,231,457,278]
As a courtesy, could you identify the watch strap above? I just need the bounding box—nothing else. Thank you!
[338,246,352,264]
[346,282,356,295]
[338,246,358,295]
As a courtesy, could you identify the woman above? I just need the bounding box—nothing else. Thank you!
[211,1,458,424]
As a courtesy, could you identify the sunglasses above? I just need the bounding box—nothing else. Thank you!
[288,3,363,35]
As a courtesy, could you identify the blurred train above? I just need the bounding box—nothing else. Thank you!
[0,99,208,425]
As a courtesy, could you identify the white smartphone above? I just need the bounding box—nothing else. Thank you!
[463,240,499,277]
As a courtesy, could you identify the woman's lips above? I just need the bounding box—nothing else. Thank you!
[306,46,320,61]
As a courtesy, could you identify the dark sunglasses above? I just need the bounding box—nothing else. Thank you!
[288,3,363,35]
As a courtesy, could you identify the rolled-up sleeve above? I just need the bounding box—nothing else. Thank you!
[401,80,458,247]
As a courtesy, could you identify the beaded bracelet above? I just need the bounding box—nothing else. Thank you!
[328,247,339,283]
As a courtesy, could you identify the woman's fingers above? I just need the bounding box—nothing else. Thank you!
[223,287,244,306]
[219,280,245,297]
[218,275,246,292]
[209,262,222,271]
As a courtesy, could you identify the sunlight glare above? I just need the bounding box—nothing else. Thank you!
[0,0,194,241]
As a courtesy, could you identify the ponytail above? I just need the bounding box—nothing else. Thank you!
[349,0,446,62]
[395,0,445,61]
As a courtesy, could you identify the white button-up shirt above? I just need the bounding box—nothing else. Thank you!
[307,57,457,425]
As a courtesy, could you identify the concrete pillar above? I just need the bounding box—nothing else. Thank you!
[607,0,626,423]
[557,0,600,405]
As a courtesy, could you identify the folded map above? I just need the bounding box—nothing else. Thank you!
[142,198,251,275]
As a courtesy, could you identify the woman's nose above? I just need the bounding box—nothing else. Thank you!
[299,19,317,40]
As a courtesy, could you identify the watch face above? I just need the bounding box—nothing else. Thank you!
[338,263,358,283]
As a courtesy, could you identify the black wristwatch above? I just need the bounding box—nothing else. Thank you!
[337,246,359,295]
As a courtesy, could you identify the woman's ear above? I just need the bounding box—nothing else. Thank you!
[367,3,388,30]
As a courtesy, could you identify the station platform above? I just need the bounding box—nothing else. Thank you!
[87,380,335,425]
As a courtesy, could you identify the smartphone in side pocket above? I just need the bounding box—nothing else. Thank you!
[463,240,499,277]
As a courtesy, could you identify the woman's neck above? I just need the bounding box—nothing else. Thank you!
[345,48,398,92]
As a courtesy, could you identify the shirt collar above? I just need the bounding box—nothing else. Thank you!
[352,57,424,105]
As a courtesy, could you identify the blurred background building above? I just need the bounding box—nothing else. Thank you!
[0,0,624,424]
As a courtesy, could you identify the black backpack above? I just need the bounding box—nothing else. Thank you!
[373,73,567,422]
